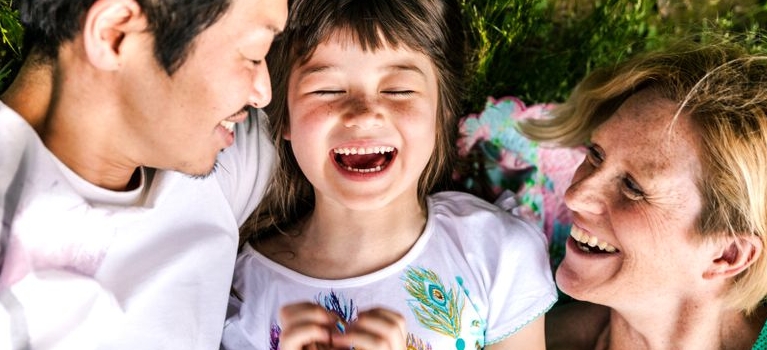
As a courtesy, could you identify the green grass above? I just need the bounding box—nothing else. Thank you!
[461,0,767,112]
[0,0,21,89]
[2,0,767,111]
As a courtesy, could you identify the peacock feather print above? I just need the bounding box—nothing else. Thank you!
[316,290,357,324]
[407,333,433,350]
[269,323,280,350]
[270,291,357,350]
[402,266,467,349]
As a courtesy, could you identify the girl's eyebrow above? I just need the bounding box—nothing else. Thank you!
[295,64,334,77]
[387,64,427,78]
[296,63,427,81]
[292,64,336,85]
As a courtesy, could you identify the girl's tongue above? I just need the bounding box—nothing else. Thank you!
[336,153,388,169]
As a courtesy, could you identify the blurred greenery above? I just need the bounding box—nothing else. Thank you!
[0,0,21,91]
[460,0,767,112]
[1,0,767,112]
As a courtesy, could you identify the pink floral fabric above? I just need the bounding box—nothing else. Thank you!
[455,96,585,269]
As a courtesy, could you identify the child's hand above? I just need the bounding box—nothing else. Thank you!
[278,303,406,350]
[330,307,407,350]
[278,302,336,350]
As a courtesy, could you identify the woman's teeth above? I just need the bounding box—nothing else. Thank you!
[571,226,618,253]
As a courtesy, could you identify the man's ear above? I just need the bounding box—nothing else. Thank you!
[704,234,763,279]
[82,0,147,70]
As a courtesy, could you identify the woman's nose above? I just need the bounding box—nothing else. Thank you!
[564,160,607,215]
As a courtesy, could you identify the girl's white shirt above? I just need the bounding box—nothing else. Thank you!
[222,191,557,349]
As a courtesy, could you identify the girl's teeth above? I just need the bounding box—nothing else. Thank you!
[333,146,395,155]
[570,226,618,253]
[344,165,384,173]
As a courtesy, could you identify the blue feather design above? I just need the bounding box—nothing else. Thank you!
[402,266,464,339]
[316,290,357,323]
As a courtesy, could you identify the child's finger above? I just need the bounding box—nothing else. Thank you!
[331,307,406,349]
[278,322,332,350]
[355,307,407,340]
[278,302,335,350]
[279,302,335,329]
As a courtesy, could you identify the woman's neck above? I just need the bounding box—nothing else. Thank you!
[602,301,763,350]
[258,193,427,279]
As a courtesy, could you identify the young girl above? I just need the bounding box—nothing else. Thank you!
[221,0,557,348]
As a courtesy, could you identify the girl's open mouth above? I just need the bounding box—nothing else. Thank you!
[332,146,396,173]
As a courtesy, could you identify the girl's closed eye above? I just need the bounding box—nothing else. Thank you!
[381,89,415,96]
[312,89,345,96]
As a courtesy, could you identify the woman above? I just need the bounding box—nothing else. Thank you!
[521,40,767,349]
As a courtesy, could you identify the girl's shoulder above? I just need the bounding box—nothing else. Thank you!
[427,190,546,248]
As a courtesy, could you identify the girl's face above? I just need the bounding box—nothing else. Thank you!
[556,89,719,311]
[285,33,440,211]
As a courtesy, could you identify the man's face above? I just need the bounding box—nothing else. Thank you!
[117,0,288,177]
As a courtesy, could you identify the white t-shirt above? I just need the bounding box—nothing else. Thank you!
[222,191,557,349]
[0,102,274,349]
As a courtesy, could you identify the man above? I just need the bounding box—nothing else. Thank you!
[0,0,287,348]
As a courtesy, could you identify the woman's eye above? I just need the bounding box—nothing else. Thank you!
[621,177,645,200]
[585,145,603,167]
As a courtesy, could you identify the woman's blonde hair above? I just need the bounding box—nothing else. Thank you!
[521,39,767,313]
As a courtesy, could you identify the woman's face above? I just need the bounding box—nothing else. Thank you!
[556,89,717,310]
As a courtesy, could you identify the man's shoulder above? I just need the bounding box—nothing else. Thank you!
[0,102,46,191]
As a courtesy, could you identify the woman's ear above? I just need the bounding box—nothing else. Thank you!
[704,234,763,279]
[82,0,148,70]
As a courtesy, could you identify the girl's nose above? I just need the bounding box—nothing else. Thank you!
[343,96,383,130]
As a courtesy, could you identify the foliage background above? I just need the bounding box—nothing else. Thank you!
[0,0,21,89]
[460,0,767,113]
[2,0,767,111]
